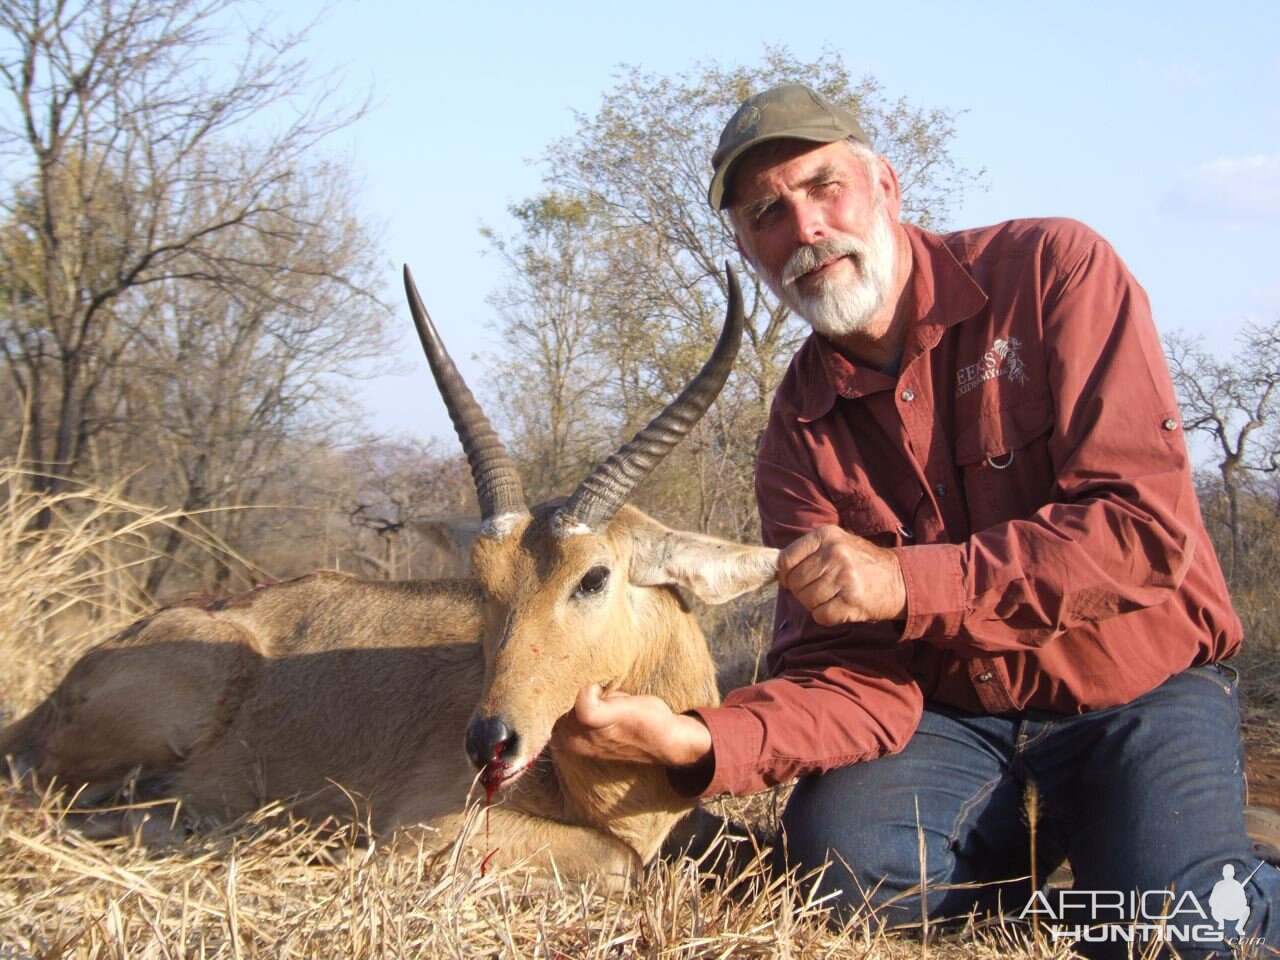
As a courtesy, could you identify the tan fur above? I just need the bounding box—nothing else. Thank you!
[2,505,776,885]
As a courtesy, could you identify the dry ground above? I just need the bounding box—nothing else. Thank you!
[0,775,1088,960]
[1240,641,1280,815]
[6,640,1278,957]
[2,466,1278,958]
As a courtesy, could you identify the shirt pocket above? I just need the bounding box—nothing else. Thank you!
[954,395,1056,531]
[834,488,915,548]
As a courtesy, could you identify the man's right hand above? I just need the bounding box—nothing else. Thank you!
[551,684,713,770]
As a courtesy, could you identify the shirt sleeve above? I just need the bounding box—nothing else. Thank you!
[686,452,924,798]
[899,235,1196,652]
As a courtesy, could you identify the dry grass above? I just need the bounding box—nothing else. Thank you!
[0,459,1240,958]
[0,781,1076,959]
[0,462,243,714]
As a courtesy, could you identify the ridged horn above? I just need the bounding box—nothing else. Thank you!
[555,264,744,534]
[403,265,527,528]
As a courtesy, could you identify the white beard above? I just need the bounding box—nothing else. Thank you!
[765,201,897,340]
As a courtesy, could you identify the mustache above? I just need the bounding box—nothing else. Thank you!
[781,236,867,287]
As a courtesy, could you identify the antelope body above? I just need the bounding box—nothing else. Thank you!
[1,266,776,885]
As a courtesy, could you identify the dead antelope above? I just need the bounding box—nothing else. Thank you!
[1,264,777,885]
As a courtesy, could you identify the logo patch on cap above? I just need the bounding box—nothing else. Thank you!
[736,106,760,135]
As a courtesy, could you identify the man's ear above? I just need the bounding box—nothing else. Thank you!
[876,155,904,221]
[733,232,755,269]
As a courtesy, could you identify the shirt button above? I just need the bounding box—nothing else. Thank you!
[934,483,948,496]
[975,671,994,683]
[900,388,916,402]
[1162,418,1179,431]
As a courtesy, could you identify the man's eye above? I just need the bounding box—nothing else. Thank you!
[753,205,780,227]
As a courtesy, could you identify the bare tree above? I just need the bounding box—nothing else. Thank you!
[488,48,979,537]
[1165,319,1280,582]
[342,437,474,580]
[113,166,390,594]
[0,0,380,513]
[481,192,617,502]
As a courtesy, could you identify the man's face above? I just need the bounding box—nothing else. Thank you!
[730,139,901,339]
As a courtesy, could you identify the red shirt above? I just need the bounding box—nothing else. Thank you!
[693,218,1241,798]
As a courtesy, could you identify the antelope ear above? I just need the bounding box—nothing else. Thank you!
[630,526,778,605]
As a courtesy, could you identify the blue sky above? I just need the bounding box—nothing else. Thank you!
[270,1,1280,446]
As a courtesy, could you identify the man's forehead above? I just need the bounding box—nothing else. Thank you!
[730,139,862,204]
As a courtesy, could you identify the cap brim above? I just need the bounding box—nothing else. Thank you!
[708,127,855,210]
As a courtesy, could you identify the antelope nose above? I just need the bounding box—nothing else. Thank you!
[465,715,518,771]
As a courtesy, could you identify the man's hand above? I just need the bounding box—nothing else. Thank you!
[552,684,713,769]
[777,524,907,625]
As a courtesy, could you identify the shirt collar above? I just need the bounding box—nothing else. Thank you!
[796,223,989,422]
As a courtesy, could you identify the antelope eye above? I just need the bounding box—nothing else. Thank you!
[576,565,610,597]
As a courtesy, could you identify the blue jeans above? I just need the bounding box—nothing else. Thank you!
[781,665,1280,958]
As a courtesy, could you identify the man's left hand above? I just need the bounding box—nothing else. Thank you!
[777,524,908,625]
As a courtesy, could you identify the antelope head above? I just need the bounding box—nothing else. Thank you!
[402,265,776,792]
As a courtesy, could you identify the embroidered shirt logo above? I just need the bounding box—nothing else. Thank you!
[956,337,1028,397]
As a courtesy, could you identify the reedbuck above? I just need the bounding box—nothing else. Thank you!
[1,265,778,885]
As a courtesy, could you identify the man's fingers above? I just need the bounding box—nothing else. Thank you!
[573,683,608,726]
[574,684,650,729]
[783,549,844,595]
[556,686,713,768]
[779,526,852,583]
[792,575,843,612]
[777,527,827,578]
[810,594,857,627]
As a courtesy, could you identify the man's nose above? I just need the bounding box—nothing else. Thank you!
[791,199,827,247]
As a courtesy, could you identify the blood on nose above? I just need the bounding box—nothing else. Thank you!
[465,715,519,772]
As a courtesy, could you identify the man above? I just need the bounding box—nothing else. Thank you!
[554,82,1278,953]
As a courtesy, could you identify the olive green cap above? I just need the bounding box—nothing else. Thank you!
[708,82,870,210]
